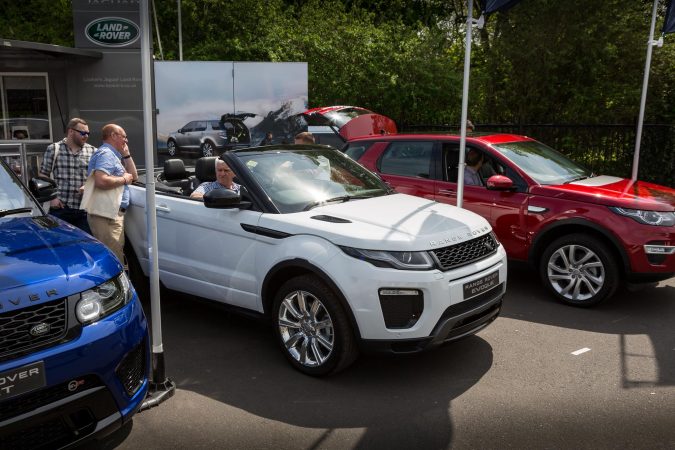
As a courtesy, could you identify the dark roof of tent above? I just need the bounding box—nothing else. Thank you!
[0,38,102,60]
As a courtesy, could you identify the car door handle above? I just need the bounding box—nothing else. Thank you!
[156,204,171,212]
[438,189,456,195]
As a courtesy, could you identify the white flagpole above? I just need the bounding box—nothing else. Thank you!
[140,0,175,409]
[632,0,662,182]
[457,0,475,208]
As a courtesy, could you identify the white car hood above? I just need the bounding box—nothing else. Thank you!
[258,194,491,250]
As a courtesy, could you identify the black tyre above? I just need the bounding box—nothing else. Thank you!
[273,274,358,376]
[125,242,150,305]
[539,233,619,307]
[167,139,178,156]
[201,141,215,157]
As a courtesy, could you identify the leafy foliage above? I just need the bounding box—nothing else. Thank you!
[2,0,673,183]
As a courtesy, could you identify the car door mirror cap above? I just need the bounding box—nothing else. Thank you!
[30,176,58,202]
[486,174,514,191]
[203,188,250,209]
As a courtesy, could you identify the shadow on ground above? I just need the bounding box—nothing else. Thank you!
[502,262,675,386]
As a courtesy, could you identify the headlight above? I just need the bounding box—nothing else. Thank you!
[610,207,675,227]
[340,246,434,270]
[76,272,133,324]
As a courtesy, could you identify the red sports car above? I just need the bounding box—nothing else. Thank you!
[343,131,675,307]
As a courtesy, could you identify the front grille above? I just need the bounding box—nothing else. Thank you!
[0,375,102,422]
[431,233,498,270]
[116,340,146,396]
[0,298,69,362]
[0,417,71,450]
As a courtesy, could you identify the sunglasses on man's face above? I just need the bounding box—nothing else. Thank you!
[71,128,90,137]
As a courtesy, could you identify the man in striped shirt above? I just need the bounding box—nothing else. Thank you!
[40,118,96,233]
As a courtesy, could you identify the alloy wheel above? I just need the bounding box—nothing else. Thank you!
[167,141,177,156]
[277,289,334,368]
[202,142,214,157]
[547,244,605,302]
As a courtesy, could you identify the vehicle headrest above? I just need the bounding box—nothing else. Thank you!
[196,156,218,182]
[163,159,187,180]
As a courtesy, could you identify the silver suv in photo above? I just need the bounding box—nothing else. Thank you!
[167,114,254,157]
[167,120,226,157]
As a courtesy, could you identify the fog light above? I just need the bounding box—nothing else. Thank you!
[644,245,675,255]
[379,288,423,329]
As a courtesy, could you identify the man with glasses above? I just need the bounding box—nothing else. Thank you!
[86,124,138,264]
[40,117,96,233]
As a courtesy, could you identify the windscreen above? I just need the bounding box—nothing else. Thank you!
[239,148,390,213]
[0,159,40,217]
[492,140,592,185]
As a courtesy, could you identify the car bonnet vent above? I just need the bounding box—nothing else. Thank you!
[311,215,352,224]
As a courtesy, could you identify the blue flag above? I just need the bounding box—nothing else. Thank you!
[479,0,523,14]
[665,0,675,34]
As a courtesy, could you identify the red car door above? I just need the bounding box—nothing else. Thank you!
[434,141,531,260]
[434,142,494,221]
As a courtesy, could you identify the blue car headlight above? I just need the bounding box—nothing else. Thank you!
[76,272,133,324]
[610,207,675,227]
[340,246,434,270]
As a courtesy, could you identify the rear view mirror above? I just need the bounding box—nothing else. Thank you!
[486,175,514,191]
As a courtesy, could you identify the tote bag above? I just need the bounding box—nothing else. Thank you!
[79,175,124,220]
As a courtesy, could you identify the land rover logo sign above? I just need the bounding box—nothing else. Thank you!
[29,322,50,337]
[85,17,140,47]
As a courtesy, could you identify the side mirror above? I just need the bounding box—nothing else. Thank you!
[203,188,251,209]
[29,176,58,202]
[486,174,515,191]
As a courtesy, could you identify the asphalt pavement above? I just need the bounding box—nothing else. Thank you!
[91,263,675,449]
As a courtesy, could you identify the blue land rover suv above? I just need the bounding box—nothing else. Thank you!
[0,158,150,448]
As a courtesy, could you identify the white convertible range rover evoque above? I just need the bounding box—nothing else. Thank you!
[125,145,507,375]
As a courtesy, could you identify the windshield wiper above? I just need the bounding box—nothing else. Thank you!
[303,195,352,211]
[0,207,33,218]
[564,176,590,184]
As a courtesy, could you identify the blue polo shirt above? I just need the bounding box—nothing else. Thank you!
[88,143,130,209]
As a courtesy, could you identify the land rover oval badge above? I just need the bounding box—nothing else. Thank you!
[30,322,51,337]
[85,17,140,47]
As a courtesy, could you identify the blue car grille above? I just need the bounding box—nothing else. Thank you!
[0,374,102,422]
[0,298,70,363]
[431,233,499,271]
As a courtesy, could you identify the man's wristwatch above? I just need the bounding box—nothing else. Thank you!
[122,154,132,159]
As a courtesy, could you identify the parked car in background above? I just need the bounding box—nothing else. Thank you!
[0,158,150,447]
[344,133,675,307]
[166,113,254,158]
[126,146,507,376]
[298,106,397,148]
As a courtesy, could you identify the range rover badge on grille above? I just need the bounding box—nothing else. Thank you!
[29,322,51,337]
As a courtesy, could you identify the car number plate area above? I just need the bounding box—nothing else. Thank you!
[463,270,499,300]
[0,360,46,401]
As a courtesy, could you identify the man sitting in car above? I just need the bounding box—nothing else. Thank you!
[464,149,484,186]
[190,159,241,199]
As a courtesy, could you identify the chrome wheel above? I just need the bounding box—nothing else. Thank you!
[201,141,214,157]
[167,140,177,156]
[547,244,605,302]
[277,289,334,368]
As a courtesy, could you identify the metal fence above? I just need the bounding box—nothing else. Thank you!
[399,123,675,188]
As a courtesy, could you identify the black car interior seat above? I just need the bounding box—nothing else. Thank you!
[191,156,218,192]
[163,159,194,195]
